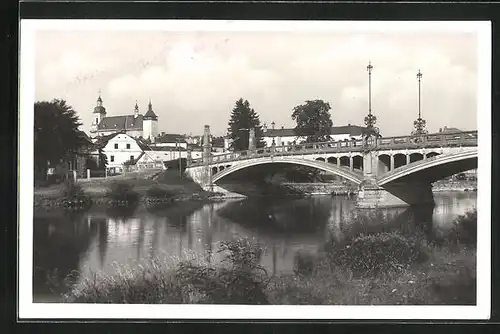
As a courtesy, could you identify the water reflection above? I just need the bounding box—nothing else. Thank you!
[33,192,477,302]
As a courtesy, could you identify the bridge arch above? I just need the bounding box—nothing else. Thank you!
[409,152,424,163]
[339,156,350,168]
[327,156,337,164]
[378,149,477,186]
[315,157,325,162]
[378,153,391,172]
[211,157,364,185]
[393,153,407,169]
[352,155,363,171]
[426,152,440,159]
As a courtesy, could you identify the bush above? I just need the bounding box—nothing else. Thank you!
[64,260,184,303]
[106,181,139,204]
[61,181,91,208]
[334,232,422,278]
[146,186,176,200]
[293,250,316,276]
[175,238,269,304]
[450,209,477,246]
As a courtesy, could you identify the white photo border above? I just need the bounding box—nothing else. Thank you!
[18,19,491,320]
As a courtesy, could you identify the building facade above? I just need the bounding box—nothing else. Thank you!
[98,132,146,173]
[90,93,159,142]
[261,124,367,148]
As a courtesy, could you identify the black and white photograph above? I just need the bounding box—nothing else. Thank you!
[18,19,491,320]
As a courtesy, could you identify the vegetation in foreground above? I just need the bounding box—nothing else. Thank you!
[62,208,477,305]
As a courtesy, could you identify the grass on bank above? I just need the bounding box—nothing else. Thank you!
[34,169,222,204]
[62,209,477,305]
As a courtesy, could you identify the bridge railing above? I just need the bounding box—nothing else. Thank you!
[188,131,477,167]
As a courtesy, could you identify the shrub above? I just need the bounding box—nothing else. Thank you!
[106,181,139,204]
[175,238,269,304]
[61,181,91,208]
[450,209,477,246]
[64,260,184,303]
[334,232,422,278]
[146,186,176,200]
[293,250,316,276]
[62,181,86,199]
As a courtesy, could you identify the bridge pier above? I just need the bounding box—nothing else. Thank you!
[356,181,435,208]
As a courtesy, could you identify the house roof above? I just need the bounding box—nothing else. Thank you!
[97,114,143,131]
[264,125,366,137]
[187,143,202,151]
[93,131,151,151]
[212,136,225,147]
[440,126,462,133]
[93,132,121,149]
[148,146,188,152]
[156,133,187,144]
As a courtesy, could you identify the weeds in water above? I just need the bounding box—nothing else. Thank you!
[106,181,139,205]
[146,186,176,200]
[61,181,91,208]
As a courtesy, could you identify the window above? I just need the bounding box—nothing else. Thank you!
[110,155,114,162]
[126,143,131,149]
[130,155,134,161]
[114,143,118,149]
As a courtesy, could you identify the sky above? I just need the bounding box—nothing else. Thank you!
[34,24,479,137]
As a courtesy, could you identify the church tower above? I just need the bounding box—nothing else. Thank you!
[143,99,158,142]
[91,91,106,133]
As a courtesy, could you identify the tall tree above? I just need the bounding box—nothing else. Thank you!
[227,98,265,151]
[34,99,86,180]
[291,100,333,143]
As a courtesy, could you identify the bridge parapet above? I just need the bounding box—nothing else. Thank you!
[187,130,477,167]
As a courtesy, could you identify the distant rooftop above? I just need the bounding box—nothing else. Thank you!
[263,125,367,137]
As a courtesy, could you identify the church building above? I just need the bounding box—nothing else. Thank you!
[89,93,159,142]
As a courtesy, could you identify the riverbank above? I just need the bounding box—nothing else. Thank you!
[33,170,227,208]
[61,209,476,305]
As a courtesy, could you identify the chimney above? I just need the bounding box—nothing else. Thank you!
[161,132,165,136]
[281,125,284,130]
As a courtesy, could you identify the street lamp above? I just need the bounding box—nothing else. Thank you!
[412,69,428,136]
[364,61,377,130]
[363,61,379,149]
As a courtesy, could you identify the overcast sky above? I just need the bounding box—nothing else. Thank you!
[34,27,478,137]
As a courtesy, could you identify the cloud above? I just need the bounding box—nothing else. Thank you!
[34,29,478,137]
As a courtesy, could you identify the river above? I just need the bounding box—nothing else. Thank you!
[33,191,477,302]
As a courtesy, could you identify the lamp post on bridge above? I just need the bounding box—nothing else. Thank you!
[411,69,428,137]
[361,61,380,188]
[364,61,380,151]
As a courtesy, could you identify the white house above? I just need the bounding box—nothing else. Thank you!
[96,132,148,173]
[262,124,367,148]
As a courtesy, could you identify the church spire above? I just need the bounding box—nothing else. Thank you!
[97,89,103,106]
[143,98,158,120]
[93,90,106,115]
[134,100,139,118]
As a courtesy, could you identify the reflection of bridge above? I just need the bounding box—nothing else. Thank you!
[185,126,477,208]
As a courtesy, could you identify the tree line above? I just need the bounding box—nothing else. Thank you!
[227,98,333,151]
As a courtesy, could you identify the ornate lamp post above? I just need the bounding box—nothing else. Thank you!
[412,69,428,136]
[364,61,379,150]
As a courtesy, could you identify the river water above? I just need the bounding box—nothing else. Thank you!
[33,191,477,302]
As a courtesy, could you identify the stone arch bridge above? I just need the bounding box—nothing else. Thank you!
[185,126,477,208]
